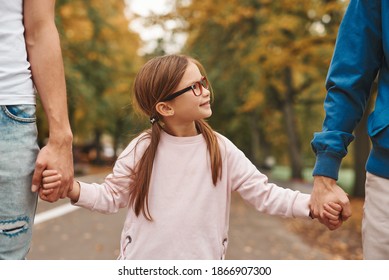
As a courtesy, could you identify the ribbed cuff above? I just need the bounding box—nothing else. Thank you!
[312,152,342,180]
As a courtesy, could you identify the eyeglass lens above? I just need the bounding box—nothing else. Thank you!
[192,77,209,96]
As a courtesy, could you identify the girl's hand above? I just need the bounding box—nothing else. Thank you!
[323,202,343,229]
[39,170,62,200]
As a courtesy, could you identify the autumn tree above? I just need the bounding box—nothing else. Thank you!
[164,0,348,179]
[36,0,141,162]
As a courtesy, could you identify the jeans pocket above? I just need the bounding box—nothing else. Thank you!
[1,105,36,123]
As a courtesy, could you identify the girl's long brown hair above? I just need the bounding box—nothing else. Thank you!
[130,54,222,220]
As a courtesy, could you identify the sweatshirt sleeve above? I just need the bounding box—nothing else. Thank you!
[223,137,310,218]
[75,136,147,214]
[311,0,382,180]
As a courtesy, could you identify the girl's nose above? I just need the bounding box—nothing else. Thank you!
[202,87,210,97]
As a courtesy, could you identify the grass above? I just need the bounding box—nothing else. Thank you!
[271,165,355,194]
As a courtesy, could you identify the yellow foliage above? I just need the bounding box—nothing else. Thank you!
[170,0,348,165]
[59,3,93,42]
[239,90,265,113]
[53,0,142,142]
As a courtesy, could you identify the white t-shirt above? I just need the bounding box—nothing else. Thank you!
[0,0,35,105]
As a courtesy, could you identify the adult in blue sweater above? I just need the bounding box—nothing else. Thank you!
[310,0,389,259]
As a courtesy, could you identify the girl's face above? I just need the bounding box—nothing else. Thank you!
[163,61,212,133]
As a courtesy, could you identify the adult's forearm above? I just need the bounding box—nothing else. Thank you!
[311,0,382,179]
[24,14,72,140]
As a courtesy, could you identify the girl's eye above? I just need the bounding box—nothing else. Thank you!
[191,83,198,90]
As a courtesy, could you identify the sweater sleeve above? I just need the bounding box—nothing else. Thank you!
[311,0,382,180]
[75,135,148,214]
[223,137,310,218]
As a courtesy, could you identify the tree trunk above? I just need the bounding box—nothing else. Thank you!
[248,112,273,170]
[353,124,368,197]
[92,128,103,165]
[353,90,375,197]
[249,112,262,167]
[113,117,124,159]
[282,67,303,180]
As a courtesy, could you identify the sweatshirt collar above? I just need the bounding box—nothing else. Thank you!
[160,129,204,144]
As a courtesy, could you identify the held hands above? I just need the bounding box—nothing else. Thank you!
[310,176,352,230]
[40,169,80,202]
[31,137,74,202]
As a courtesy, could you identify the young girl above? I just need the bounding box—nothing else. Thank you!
[40,54,341,260]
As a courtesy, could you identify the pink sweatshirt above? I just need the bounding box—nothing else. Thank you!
[75,130,310,260]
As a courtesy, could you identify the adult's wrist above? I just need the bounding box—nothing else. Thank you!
[313,175,339,194]
[48,130,73,145]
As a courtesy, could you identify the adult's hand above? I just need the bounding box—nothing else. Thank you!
[310,175,352,230]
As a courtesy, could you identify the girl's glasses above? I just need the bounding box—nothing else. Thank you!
[161,76,209,102]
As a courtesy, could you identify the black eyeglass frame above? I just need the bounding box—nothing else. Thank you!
[161,76,209,102]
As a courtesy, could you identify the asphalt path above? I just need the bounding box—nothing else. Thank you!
[27,172,332,260]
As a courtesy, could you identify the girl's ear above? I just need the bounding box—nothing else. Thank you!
[155,102,174,117]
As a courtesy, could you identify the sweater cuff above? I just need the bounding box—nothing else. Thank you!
[312,152,342,180]
[292,193,311,218]
[73,181,98,210]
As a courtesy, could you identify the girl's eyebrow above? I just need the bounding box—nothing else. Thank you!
[186,76,203,86]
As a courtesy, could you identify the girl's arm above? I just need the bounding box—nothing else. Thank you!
[223,138,310,219]
[67,181,81,202]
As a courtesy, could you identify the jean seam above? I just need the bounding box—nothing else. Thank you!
[1,105,36,123]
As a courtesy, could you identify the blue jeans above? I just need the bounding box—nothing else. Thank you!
[0,105,39,259]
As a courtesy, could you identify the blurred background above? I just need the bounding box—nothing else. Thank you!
[41,0,369,196]
[30,0,365,259]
